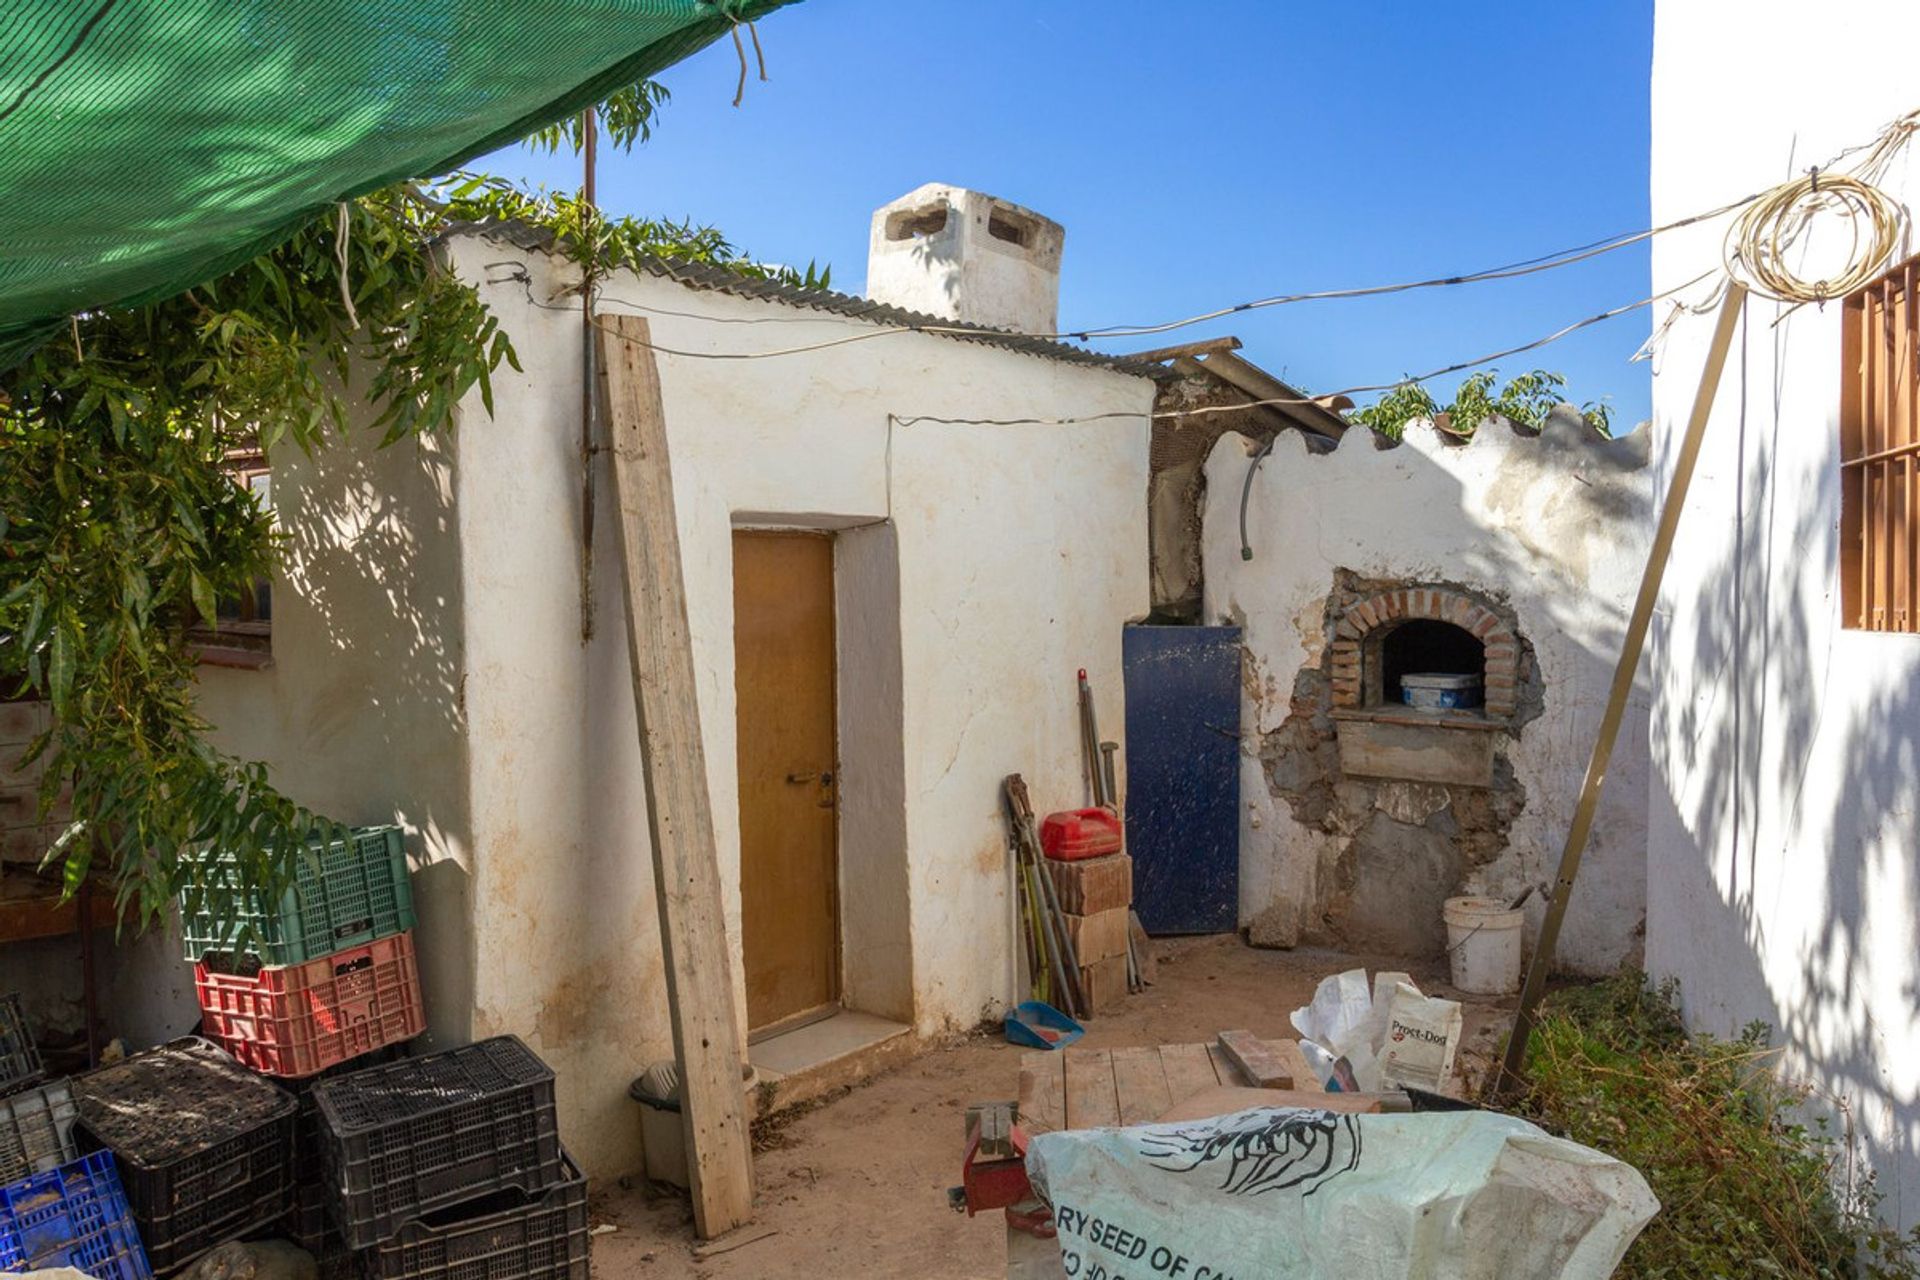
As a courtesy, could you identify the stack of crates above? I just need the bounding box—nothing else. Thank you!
[179,823,427,1276]
[70,1038,296,1274]
[184,825,425,1079]
[0,998,153,1278]
[310,1037,589,1279]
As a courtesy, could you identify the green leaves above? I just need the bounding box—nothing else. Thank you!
[1521,976,1920,1279]
[1351,368,1613,440]
[0,94,832,934]
[523,81,672,155]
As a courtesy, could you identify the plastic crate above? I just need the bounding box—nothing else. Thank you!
[181,825,415,967]
[313,1036,563,1250]
[0,1077,79,1184]
[288,1181,355,1280]
[71,1038,297,1274]
[0,1149,153,1279]
[195,930,426,1078]
[0,993,43,1097]
[363,1152,588,1280]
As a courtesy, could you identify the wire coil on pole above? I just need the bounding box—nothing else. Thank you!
[1725,169,1904,304]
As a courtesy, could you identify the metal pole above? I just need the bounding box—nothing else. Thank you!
[1491,282,1747,1096]
[579,106,599,644]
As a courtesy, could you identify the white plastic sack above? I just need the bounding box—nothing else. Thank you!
[1027,1106,1658,1280]
[1290,970,1373,1051]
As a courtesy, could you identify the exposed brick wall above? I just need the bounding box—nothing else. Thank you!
[1329,587,1518,717]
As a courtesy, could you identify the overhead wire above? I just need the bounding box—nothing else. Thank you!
[483,101,1918,429]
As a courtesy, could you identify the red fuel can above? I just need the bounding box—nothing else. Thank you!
[1039,808,1123,861]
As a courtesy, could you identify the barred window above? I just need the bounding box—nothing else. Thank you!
[1841,254,1920,633]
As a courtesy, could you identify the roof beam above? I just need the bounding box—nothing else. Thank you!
[1122,335,1244,365]
[1193,350,1347,439]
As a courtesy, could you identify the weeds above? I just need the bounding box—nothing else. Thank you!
[1517,975,1919,1279]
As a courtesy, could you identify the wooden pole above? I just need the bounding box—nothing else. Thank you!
[579,106,599,644]
[597,313,755,1236]
[1492,282,1747,1096]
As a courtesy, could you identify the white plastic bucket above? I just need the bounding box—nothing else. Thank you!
[1444,896,1524,994]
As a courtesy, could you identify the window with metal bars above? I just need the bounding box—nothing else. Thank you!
[1841,254,1920,633]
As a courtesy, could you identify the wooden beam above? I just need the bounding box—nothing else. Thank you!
[1124,335,1244,365]
[1169,356,1293,434]
[1195,350,1348,439]
[1215,1029,1295,1089]
[1492,283,1749,1096]
[598,314,755,1237]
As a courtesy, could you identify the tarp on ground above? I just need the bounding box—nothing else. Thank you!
[1028,1105,1660,1280]
[0,0,794,366]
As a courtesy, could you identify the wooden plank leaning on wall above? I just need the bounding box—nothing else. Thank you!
[598,313,755,1238]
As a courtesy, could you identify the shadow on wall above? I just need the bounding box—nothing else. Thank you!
[111,422,481,1053]
[1653,302,1920,1227]
[277,426,476,1052]
[1233,411,1651,973]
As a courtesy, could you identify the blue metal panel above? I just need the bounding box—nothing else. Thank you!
[1122,625,1242,934]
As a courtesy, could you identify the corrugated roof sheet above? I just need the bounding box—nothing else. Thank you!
[457,221,1159,379]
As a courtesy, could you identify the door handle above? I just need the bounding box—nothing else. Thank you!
[786,771,834,786]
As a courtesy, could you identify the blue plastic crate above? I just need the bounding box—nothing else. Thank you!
[0,1149,153,1279]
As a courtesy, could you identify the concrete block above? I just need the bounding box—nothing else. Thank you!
[1046,854,1132,915]
[1335,717,1495,787]
[1062,907,1129,962]
[1078,955,1129,1014]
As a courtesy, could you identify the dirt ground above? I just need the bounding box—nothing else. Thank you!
[587,935,1516,1280]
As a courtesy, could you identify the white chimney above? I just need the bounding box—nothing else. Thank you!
[866,183,1063,335]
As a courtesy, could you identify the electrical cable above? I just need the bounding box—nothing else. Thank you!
[1725,169,1904,304]
[475,102,1918,351]
[473,102,1915,430]
[892,268,1719,428]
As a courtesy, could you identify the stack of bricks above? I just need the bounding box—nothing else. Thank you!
[1046,852,1133,1014]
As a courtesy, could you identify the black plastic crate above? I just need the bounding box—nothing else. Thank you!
[313,1036,562,1250]
[287,1181,354,1280]
[72,1037,297,1274]
[361,1152,588,1280]
[0,993,43,1097]
[0,1077,79,1184]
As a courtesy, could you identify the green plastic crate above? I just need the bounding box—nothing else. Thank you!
[181,826,415,966]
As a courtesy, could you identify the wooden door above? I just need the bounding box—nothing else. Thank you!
[733,530,839,1033]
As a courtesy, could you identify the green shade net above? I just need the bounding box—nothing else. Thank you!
[0,0,793,366]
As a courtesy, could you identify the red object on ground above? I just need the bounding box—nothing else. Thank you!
[1039,808,1123,861]
[959,1123,1032,1217]
[195,930,424,1077]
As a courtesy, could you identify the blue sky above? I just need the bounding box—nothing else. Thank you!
[480,0,1656,426]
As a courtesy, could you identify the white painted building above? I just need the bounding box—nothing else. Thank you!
[1649,0,1920,1229]
[136,189,1154,1178]
[1200,414,1653,973]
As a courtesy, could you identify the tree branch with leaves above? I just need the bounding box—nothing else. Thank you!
[0,82,826,932]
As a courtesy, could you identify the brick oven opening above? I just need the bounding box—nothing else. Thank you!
[1332,586,1517,721]
[1375,619,1484,708]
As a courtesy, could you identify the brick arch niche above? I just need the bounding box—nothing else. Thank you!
[1330,587,1517,719]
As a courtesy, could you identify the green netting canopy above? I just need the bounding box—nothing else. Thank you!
[0,0,793,366]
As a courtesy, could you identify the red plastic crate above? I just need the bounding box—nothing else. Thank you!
[195,930,425,1078]
[1039,808,1123,861]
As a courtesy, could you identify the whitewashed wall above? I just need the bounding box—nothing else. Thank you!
[1649,0,1920,1229]
[1201,417,1652,973]
[195,427,479,1057]
[446,233,1151,1176]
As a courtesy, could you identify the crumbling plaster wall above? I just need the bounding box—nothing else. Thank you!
[449,233,1151,1177]
[1200,413,1653,973]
